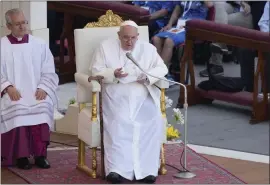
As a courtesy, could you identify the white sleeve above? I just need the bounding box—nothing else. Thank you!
[145,47,169,86]
[258,2,269,33]
[37,43,59,106]
[91,45,119,84]
[1,60,12,94]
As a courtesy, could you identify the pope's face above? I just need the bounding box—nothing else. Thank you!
[6,12,28,38]
[118,26,139,51]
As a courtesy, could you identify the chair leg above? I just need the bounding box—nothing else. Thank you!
[185,66,190,85]
[92,147,97,178]
[159,88,167,175]
[78,139,85,166]
[77,103,97,178]
[78,103,86,167]
[159,144,167,175]
[77,139,96,177]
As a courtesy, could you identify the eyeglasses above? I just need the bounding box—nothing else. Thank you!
[11,20,28,27]
[122,35,137,42]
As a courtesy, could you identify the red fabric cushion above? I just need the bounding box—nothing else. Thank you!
[196,88,262,106]
[65,1,149,17]
[186,19,270,43]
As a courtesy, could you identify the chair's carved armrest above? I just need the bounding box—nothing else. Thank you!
[154,78,169,89]
[74,72,101,92]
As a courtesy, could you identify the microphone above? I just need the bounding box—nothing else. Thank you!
[126,53,186,100]
[126,52,196,179]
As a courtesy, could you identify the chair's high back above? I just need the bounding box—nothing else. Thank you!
[74,10,149,76]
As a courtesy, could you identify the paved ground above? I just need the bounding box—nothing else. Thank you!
[56,62,269,155]
[168,63,269,155]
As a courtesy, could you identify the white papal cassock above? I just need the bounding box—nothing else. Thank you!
[91,38,168,180]
[1,35,59,134]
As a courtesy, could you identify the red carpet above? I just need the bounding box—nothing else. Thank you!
[7,144,245,184]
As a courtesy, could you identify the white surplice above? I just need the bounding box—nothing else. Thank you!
[91,38,168,180]
[1,35,59,134]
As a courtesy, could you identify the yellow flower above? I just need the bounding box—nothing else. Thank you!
[166,125,180,140]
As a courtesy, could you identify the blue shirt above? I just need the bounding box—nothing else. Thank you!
[132,1,147,6]
[132,1,175,28]
[174,1,208,20]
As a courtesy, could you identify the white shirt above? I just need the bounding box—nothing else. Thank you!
[258,2,269,32]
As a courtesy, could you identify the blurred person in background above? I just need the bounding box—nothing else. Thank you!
[133,1,175,38]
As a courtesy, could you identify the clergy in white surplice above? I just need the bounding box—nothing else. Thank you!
[90,20,168,184]
[1,9,58,170]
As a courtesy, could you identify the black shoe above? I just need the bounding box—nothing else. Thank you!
[139,175,156,184]
[106,172,123,184]
[35,156,50,169]
[199,65,224,77]
[16,157,32,170]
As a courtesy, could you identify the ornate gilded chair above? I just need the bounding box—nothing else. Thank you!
[74,10,169,179]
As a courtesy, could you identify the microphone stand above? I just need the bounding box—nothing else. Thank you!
[126,54,196,179]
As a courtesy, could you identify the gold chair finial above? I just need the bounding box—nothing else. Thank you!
[84,10,124,28]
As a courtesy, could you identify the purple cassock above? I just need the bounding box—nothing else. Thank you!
[1,34,50,166]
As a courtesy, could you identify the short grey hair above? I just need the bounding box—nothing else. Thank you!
[5,8,24,24]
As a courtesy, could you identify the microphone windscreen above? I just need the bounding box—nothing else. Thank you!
[126,52,132,59]
[126,52,135,62]
[126,52,139,67]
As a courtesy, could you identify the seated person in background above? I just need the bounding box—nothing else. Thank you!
[133,0,146,7]
[258,1,269,33]
[152,1,213,81]
[132,1,175,38]
[238,1,269,93]
[199,1,254,77]
[1,8,59,170]
[259,2,270,94]
[90,20,168,184]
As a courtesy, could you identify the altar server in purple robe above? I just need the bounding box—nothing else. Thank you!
[1,8,59,170]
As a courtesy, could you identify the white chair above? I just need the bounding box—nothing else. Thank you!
[74,10,169,179]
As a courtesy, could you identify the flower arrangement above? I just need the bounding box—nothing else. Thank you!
[165,96,184,141]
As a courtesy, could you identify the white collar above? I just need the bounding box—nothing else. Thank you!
[12,34,23,41]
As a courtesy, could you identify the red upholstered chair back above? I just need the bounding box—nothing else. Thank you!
[206,6,215,21]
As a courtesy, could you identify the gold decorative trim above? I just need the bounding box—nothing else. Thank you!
[159,89,167,175]
[92,147,97,178]
[92,92,97,122]
[159,144,167,175]
[84,10,124,28]
[160,89,166,118]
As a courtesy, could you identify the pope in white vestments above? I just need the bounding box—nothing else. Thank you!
[90,20,168,184]
[1,9,58,170]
